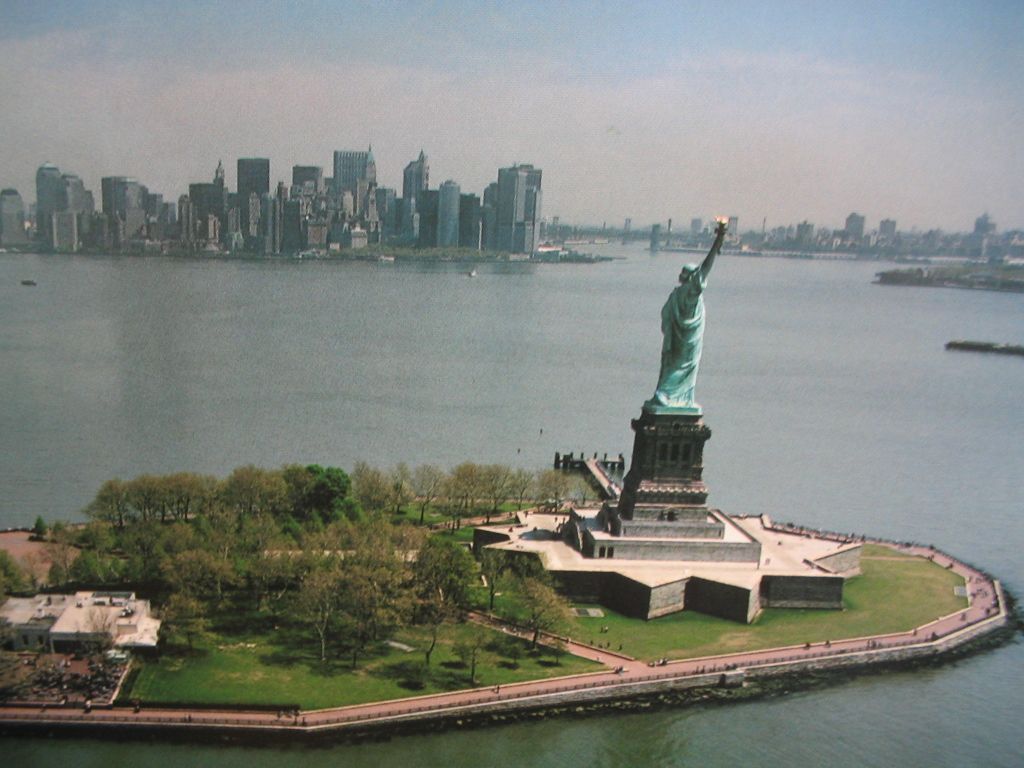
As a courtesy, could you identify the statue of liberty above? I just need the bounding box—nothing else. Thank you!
[644,219,728,413]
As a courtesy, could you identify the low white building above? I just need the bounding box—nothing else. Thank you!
[1,591,161,653]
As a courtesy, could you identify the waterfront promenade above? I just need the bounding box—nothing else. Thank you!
[0,540,1010,737]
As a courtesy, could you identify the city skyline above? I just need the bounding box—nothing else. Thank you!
[1,1,1022,231]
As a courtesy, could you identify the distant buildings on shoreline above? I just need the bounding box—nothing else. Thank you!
[1,153,1019,260]
[0,151,544,258]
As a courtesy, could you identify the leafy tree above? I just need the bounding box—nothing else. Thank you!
[69,549,121,585]
[338,521,410,668]
[293,566,342,662]
[351,462,390,513]
[479,549,509,611]
[515,576,573,648]
[535,469,571,510]
[411,464,445,524]
[479,464,511,523]
[453,624,490,684]
[283,464,355,525]
[444,462,481,527]
[162,593,210,652]
[508,468,535,510]
[32,516,48,538]
[44,527,77,586]
[162,549,233,602]
[0,551,27,596]
[386,463,414,516]
[84,478,133,529]
[220,465,288,521]
[413,537,475,666]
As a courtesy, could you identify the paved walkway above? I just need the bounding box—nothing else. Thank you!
[0,541,1009,734]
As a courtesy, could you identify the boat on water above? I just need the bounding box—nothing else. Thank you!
[467,268,478,277]
[21,279,36,286]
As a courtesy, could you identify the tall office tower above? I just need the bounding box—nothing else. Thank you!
[237,158,270,246]
[375,187,398,237]
[35,163,64,245]
[796,220,815,246]
[727,216,738,235]
[178,195,194,244]
[624,218,632,233]
[402,150,429,203]
[495,163,542,255]
[690,218,702,235]
[437,180,461,247]
[292,165,324,194]
[416,190,439,247]
[101,176,146,240]
[480,181,498,250]
[333,147,376,194]
[879,219,897,238]
[0,188,28,245]
[458,193,481,249]
[61,175,92,214]
[51,211,79,252]
[845,212,866,240]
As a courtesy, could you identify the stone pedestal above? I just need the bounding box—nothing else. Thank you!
[612,406,716,533]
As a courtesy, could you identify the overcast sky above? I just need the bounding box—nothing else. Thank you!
[2,0,1021,231]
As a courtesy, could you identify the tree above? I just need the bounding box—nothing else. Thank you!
[351,462,390,513]
[453,624,490,684]
[0,551,27,596]
[220,465,288,521]
[508,468,535,510]
[479,549,509,611]
[283,464,355,525]
[535,469,571,510]
[413,537,475,666]
[162,549,233,602]
[338,521,410,668]
[411,464,445,524]
[479,464,511,523]
[31,516,48,539]
[84,478,133,529]
[516,576,573,649]
[293,566,342,662]
[386,463,414,516]
[568,475,596,507]
[445,463,481,527]
[162,593,210,652]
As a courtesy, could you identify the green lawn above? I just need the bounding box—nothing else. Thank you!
[568,550,968,661]
[129,615,594,710]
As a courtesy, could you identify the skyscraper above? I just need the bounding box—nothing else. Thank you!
[0,188,28,246]
[402,150,429,203]
[416,190,439,248]
[292,165,324,194]
[238,158,270,245]
[101,176,146,240]
[35,163,64,245]
[458,193,481,250]
[437,180,461,247]
[845,212,866,240]
[333,148,376,195]
[879,219,897,238]
[495,163,542,255]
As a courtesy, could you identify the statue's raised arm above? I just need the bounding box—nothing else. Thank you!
[644,218,729,414]
[700,219,728,281]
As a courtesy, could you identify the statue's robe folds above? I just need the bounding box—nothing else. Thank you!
[648,268,706,409]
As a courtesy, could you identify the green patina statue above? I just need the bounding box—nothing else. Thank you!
[644,219,728,414]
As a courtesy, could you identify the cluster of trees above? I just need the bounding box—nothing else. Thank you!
[351,461,595,524]
[24,462,581,667]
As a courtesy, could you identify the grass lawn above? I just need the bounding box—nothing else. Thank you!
[129,613,595,710]
[568,548,968,662]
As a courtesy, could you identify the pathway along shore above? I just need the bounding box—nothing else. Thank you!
[0,539,1017,742]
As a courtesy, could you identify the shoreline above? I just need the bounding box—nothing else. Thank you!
[1,536,1017,744]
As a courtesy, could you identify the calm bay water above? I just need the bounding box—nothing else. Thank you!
[1,246,1022,765]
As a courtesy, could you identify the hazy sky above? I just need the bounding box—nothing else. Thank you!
[2,0,1022,231]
